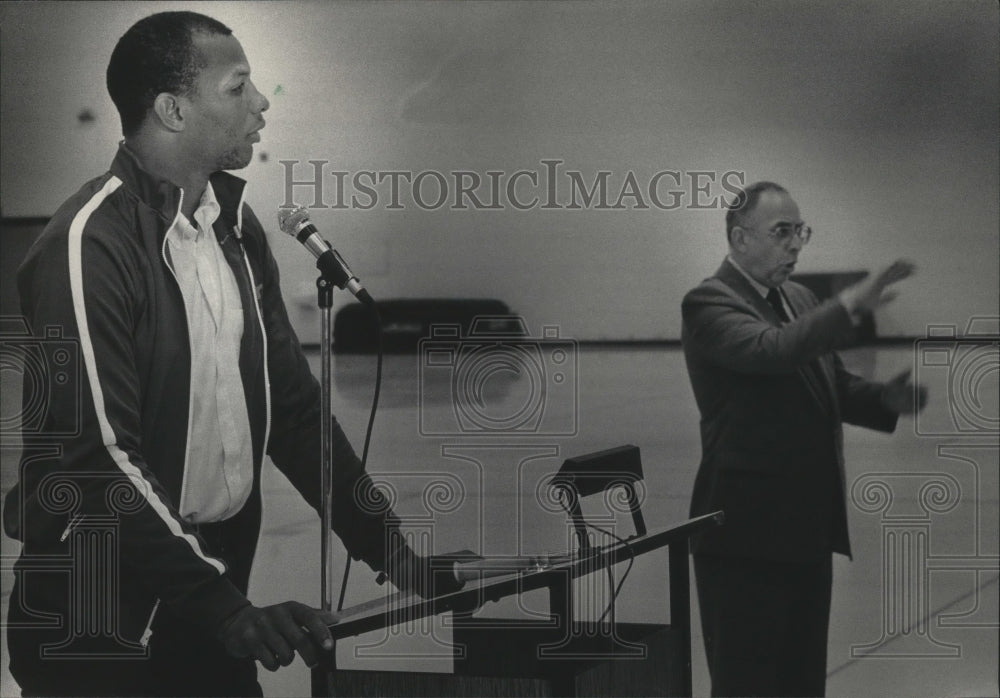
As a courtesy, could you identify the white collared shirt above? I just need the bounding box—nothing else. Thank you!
[726,254,794,320]
[726,255,861,326]
[166,182,254,523]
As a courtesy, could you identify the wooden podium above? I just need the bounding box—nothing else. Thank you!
[314,511,723,697]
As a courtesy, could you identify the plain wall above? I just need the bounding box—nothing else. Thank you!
[2,0,997,342]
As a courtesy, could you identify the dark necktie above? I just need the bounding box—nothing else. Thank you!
[766,287,791,323]
[768,287,834,415]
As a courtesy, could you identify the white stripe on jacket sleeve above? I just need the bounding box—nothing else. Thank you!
[67,175,225,574]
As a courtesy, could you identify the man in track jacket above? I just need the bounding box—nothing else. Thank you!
[4,12,441,696]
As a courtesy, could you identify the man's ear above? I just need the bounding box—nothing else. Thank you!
[151,93,186,133]
[730,225,748,252]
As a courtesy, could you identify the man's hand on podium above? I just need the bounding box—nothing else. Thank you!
[217,601,338,671]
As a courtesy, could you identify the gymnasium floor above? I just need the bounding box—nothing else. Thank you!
[1,344,997,697]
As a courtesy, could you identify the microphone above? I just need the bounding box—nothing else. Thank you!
[277,206,373,304]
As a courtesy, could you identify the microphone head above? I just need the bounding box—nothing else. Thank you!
[277,206,311,237]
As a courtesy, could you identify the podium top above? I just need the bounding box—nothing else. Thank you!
[327,511,724,640]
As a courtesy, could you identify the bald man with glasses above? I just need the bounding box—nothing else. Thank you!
[681,181,927,697]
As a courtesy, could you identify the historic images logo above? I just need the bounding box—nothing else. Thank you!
[2,316,152,657]
[850,317,999,660]
[281,159,745,212]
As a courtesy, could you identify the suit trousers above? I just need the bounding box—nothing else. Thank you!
[694,553,833,697]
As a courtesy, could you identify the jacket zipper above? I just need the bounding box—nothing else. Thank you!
[140,598,160,647]
[232,225,272,457]
[59,513,83,542]
[161,192,199,516]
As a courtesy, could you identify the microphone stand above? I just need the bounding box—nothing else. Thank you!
[306,250,376,697]
[313,275,336,697]
[318,276,335,614]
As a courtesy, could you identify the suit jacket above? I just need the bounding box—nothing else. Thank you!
[682,259,897,561]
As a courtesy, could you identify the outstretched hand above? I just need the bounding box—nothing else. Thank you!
[843,259,916,314]
[217,601,338,671]
[880,369,929,415]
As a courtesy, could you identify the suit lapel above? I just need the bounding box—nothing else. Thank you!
[714,261,835,418]
[783,285,838,419]
[714,260,784,324]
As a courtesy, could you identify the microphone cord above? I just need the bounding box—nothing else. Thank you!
[558,495,635,625]
[336,302,384,613]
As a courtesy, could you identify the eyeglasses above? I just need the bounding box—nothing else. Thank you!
[760,223,812,245]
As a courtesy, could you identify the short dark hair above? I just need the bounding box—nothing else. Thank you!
[107,11,232,137]
[725,181,788,243]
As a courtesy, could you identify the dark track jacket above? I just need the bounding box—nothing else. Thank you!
[682,259,898,561]
[5,145,398,644]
